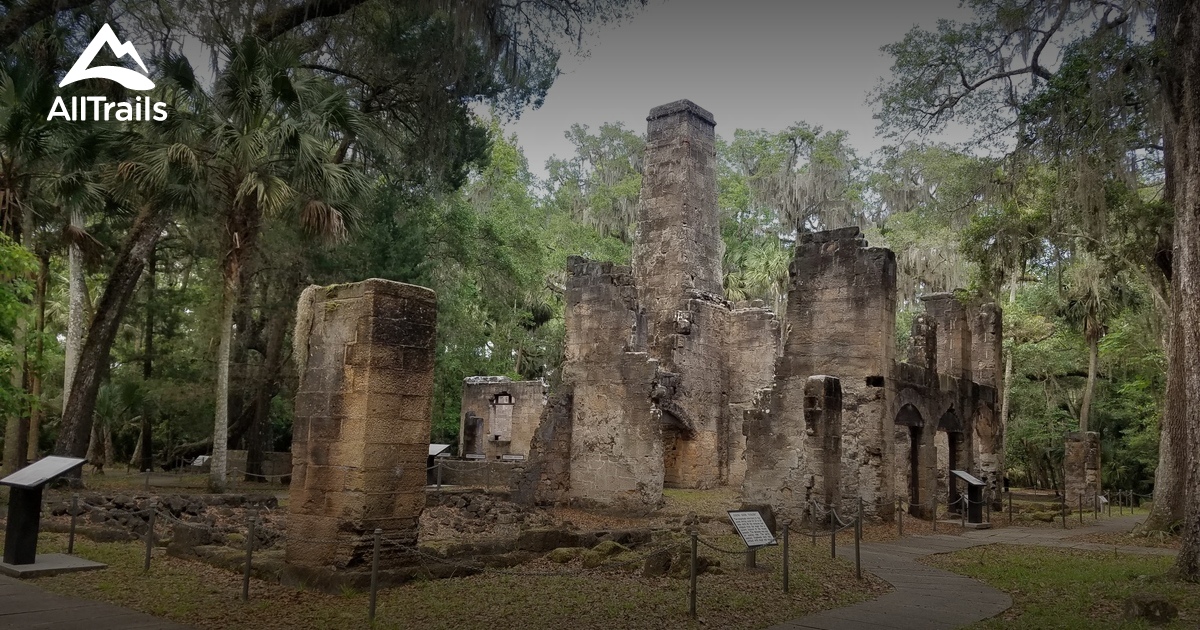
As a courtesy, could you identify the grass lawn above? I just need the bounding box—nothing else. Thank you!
[924,545,1200,629]
[9,528,887,630]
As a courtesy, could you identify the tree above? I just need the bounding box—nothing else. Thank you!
[873,0,1200,577]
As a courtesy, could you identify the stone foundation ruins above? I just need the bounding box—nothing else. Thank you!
[505,100,1006,521]
[458,377,546,461]
[287,279,436,569]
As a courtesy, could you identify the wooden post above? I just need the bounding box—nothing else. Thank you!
[782,521,790,594]
[855,498,862,580]
[369,528,381,622]
[689,532,697,619]
[242,510,256,601]
[897,499,904,537]
[143,502,156,573]
[68,494,78,554]
[830,510,836,559]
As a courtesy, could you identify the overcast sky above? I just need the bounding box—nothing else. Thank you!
[503,0,973,179]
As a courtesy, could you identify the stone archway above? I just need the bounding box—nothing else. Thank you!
[896,403,926,517]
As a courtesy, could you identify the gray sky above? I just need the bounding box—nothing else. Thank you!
[503,0,972,178]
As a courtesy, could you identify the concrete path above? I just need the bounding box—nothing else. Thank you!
[0,574,191,629]
[770,515,1170,630]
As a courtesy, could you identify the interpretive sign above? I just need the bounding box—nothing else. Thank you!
[951,470,985,486]
[464,454,486,460]
[500,454,525,461]
[2,457,85,566]
[727,510,778,549]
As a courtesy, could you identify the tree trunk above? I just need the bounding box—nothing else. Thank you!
[2,314,28,475]
[247,303,288,481]
[26,251,47,461]
[140,244,155,472]
[1160,0,1200,581]
[211,197,262,491]
[64,210,86,410]
[210,276,236,491]
[1000,266,1019,440]
[1145,274,1186,531]
[53,205,169,464]
[1079,334,1098,433]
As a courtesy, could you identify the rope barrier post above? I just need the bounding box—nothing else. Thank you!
[960,497,965,528]
[855,497,862,581]
[745,547,756,569]
[1078,494,1083,524]
[369,528,381,623]
[1061,493,1067,529]
[1107,492,1112,517]
[897,499,903,537]
[932,499,937,533]
[810,505,816,547]
[1119,490,1124,515]
[242,509,256,601]
[830,509,836,559]
[986,490,991,524]
[68,494,78,554]
[1008,490,1013,524]
[689,531,698,619]
[436,459,442,492]
[143,501,157,573]
[144,470,150,491]
[782,520,790,594]
[1093,493,1098,519]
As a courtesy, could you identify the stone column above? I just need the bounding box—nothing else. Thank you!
[1064,431,1102,509]
[920,293,972,380]
[286,279,435,569]
[804,376,842,510]
[632,99,724,362]
[907,315,938,370]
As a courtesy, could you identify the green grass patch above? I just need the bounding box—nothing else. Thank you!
[11,530,887,629]
[924,545,1199,629]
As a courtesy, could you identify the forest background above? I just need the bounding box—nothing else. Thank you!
[0,0,1196,575]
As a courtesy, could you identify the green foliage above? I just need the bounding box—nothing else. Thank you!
[0,233,34,424]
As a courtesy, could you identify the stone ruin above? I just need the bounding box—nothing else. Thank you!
[287,279,436,570]
[280,102,1010,579]
[506,100,1006,522]
[1064,431,1102,507]
[458,377,546,461]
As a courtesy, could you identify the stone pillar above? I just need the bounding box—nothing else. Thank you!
[1064,431,1102,508]
[632,99,724,362]
[804,376,842,510]
[775,227,896,519]
[908,315,938,370]
[286,279,435,569]
[920,293,971,380]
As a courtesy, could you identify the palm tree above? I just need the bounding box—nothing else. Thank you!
[203,38,366,491]
[1063,253,1127,433]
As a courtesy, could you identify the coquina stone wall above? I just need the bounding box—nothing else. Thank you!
[286,279,434,569]
[458,377,546,460]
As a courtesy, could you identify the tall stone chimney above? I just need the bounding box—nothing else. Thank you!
[632,100,725,363]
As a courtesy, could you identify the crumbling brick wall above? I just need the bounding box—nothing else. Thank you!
[287,279,434,569]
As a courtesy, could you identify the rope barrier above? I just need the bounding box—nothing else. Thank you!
[695,536,751,556]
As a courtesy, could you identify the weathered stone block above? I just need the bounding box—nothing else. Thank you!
[287,279,435,570]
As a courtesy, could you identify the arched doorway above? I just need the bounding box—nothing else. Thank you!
[896,403,925,517]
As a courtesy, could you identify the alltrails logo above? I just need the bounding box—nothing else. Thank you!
[47,24,168,122]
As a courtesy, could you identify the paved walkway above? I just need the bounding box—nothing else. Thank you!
[770,515,1172,630]
[0,574,191,629]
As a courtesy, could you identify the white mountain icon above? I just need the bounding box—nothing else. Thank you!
[60,24,155,91]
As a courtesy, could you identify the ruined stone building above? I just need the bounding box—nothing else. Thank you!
[509,100,1005,521]
[458,377,546,460]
